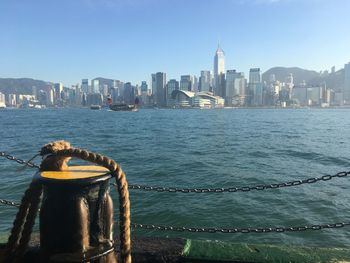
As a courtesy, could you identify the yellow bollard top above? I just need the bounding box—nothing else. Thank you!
[40,165,110,180]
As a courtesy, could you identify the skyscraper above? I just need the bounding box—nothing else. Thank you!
[344,62,350,103]
[166,79,179,106]
[249,68,262,106]
[180,75,193,91]
[213,45,225,97]
[200,70,212,92]
[152,72,167,107]
[225,70,238,106]
[82,79,89,93]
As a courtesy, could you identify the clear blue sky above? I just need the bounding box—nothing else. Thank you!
[1,0,349,86]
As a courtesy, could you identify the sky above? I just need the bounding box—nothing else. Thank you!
[0,0,350,86]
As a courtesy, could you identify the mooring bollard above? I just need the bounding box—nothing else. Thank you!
[38,166,117,262]
[4,141,131,263]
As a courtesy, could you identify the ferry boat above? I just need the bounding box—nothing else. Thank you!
[90,105,101,110]
[107,97,139,112]
[109,103,138,111]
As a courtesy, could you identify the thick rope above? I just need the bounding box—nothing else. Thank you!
[3,180,42,263]
[40,144,131,263]
[13,183,42,263]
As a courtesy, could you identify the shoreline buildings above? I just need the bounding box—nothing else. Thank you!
[0,46,349,109]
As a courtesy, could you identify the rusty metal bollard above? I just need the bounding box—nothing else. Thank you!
[38,166,117,263]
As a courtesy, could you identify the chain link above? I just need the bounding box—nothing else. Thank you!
[0,152,40,169]
[130,222,350,234]
[124,171,350,193]
[2,198,350,234]
[2,151,349,194]
[0,198,20,207]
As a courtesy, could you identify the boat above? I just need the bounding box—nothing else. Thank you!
[108,97,139,112]
[90,105,101,110]
[109,103,138,111]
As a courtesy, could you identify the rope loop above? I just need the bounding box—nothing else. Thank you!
[39,141,131,263]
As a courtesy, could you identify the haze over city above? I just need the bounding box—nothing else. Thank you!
[1,0,350,86]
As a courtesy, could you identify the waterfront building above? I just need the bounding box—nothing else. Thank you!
[100,84,109,97]
[180,75,193,91]
[7,94,16,107]
[199,70,212,92]
[140,81,148,106]
[344,62,350,104]
[123,82,135,104]
[249,68,262,106]
[54,83,63,102]
[152,72,166,107]
[92,79,100,94]
[193,75,198,92]
[192,96,211,108]
[292,86,308,106]
[32,86,38,99]
[225,70,239,106]
[171,90,224,108]
[75,85,83,106]
[166,79,179,107]
[47,87,54,106]
[0,92,6,108]
[213,45,225,97]
[82,79,89,93]
[232,73,247,106]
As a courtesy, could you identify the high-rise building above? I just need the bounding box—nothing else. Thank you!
[249,68,262,106]
[151,74,156,95]
[123,82,135,104]
[82,79,89,93]
[54,83,63,102]
[344,62,350,103]
[152,72,166,107]
[7,94,16,107]
[200,70,212,92]
[213,45,225,97]
[0,92,6,107]
[92,79,100,94]
[225,70,238,106]
[180,75,193,91]
[166,79,179,106]
[193,75,198,92]
[140,81,149,105]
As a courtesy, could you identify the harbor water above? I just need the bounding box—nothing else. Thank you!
[1,108,350,247]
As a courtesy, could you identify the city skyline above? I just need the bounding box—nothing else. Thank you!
[1,0,350,86]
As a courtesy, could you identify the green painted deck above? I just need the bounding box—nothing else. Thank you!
[2,237,350,262]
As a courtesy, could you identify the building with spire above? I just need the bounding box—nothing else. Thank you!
[213,45,225,98]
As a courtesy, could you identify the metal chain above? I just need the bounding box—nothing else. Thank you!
[124,171,350,193]
[0,198,20,207]
[2,199,350,234]
[130,222,350,234]
[2,151,349,194]
[0,152,40,169]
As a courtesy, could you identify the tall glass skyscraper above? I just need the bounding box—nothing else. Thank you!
[213,45,225,97]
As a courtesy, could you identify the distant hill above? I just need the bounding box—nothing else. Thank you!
[0,78,50,95]
[262,67,344,90]
[308,69,344,91]
[262,67,319,85]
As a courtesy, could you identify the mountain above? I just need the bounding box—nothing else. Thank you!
[308,69,344,91]
[0,78,51,95]
[262,67,344,90]
[262,67,319,85]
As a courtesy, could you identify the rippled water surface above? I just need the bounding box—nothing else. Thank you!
[1,108,350,247]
